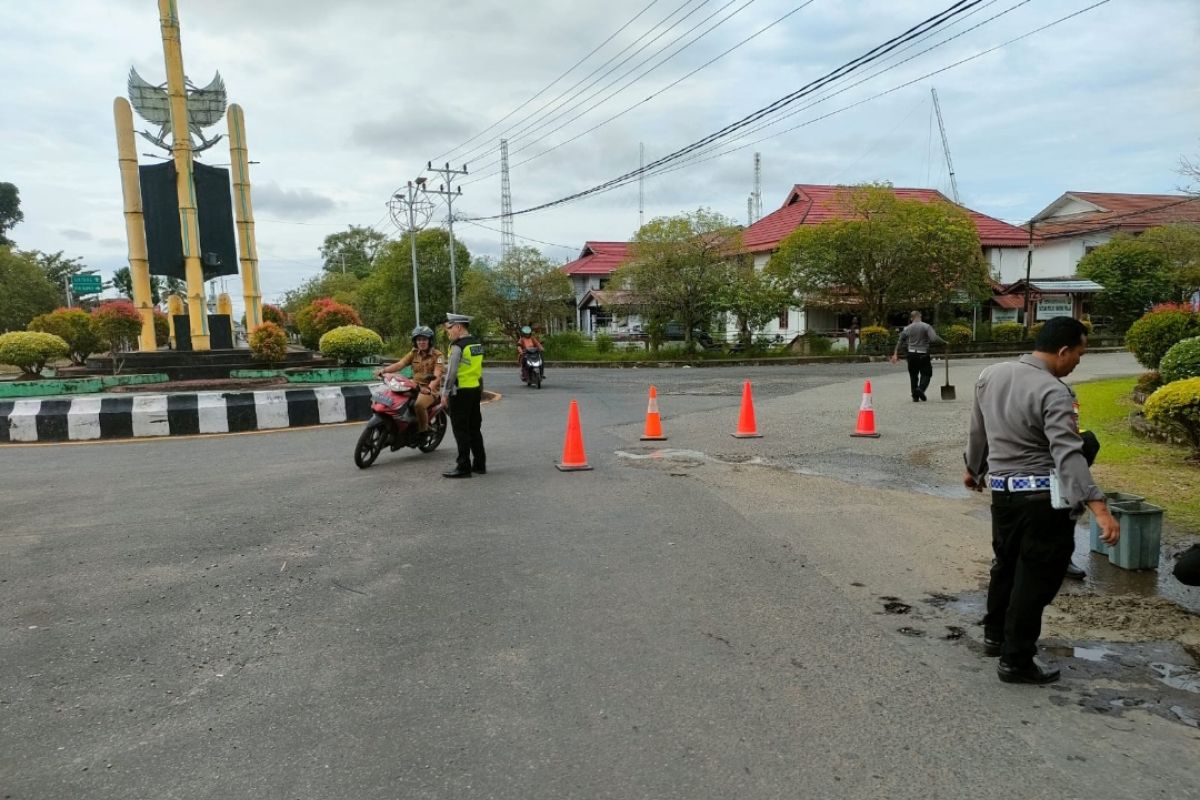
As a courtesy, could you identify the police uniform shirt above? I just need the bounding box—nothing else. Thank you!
[441,336,483,399]
[898,321,945,354]
[965,354,1105,513]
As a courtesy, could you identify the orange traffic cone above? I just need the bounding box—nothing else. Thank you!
[731,380,763,438]
[851,380,881,438]
[640,385,667,441]
[556,399,594,471]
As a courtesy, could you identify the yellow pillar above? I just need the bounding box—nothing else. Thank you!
[113,97,157,351]
[227,104,263,331]
[159,0,209,350]
[166,294,185,348]
[217,292,233,316]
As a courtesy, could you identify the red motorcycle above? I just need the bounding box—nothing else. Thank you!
[354,374,448,468]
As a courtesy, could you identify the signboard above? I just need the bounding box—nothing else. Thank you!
[70,274,103,295]
[1036,296,1073,321]
[992,308,1019,323]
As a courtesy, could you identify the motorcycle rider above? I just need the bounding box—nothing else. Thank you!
[376,326,444,433]
[517,325,543,382]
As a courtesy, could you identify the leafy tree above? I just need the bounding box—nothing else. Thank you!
[611,208,739,349]
[28,308,102,365]
[319,225,388,279]
[1077,236,1173,331]
[281,272,363,322]
[766,184,986,325]
[358,228,471,339]
[0,247,60,331]
[0,182,22,246]
[112,266,165,305]
[717,258,792,345]
[29,250,85,288]
[460,246,573,338]
[1138,223,1200,299]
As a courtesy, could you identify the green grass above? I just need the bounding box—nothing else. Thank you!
[1075,377,1200,540]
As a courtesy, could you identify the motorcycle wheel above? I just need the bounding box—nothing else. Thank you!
[534,370,542,389]
[418,411,448,453]
[354,424,385,468]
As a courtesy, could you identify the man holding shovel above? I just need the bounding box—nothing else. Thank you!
[891,311,945,402]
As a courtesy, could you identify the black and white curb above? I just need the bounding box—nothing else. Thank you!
[0,385,374,443]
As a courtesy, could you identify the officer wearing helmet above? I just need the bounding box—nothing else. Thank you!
[377,325,445,434]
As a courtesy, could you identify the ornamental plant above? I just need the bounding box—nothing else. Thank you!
[319,325,384,365]
[0,331,70,377]
[1124,308,1200,369]
[992,322,1024,342]
[1160,336,1200,384]
[295,298,362,349]
[944,324,972,346]
[859,325,892,354]
[261,303,288,328]
[1144,377,1200,457]
[27,308,101,365]
[248,322,288,362]
[153,310,170,347]
[91,300,145,354]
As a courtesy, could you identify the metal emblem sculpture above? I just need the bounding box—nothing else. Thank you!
[128,67,227,153]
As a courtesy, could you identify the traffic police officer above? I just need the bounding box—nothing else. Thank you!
[964,316,1120,684]
[440,313,486,478]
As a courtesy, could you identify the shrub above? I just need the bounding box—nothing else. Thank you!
[249,322,288,362]
[974,322,993,342]
[319,324,383,365]
[1136,370,1164,394]
[1029,322,1043,340]
[859,325,892,354]
[595,333,614,354]
[1124,309,1200,369]
[1144,377,1200,456]
[153,311,170,347]
[1160,336,1200,384]
[261,303,288,328]
[805,333,833,355]
[944,324,972,346]
[992,322,1025,343]
[295,298,362,349]
[0,331,70,376]
[27,308,101,365]
[91,300,144,353]
[544,330,585,355]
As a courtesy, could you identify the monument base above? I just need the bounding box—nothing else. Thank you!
[82,348,335,381]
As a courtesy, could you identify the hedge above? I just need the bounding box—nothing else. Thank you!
[1125,308,1200,369]
[249,322,289,362]
[0,331,70,376]
[28,308,101,365]
[1160,336,1200,384]
[1144,377,1200,455]
[319,325,383,365]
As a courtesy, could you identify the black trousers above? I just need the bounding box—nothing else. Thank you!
[448,386,485,472]
[906,352,933,398]
[983,492,1074,664]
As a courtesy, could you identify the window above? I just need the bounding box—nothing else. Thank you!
[778,307,789,328]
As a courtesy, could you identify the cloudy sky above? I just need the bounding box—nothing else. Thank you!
[3,0,1198,315]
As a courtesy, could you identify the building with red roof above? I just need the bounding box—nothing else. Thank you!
[561,241,632,334]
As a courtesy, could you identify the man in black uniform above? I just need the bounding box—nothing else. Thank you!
[440,313,486,478]
[964,317,1120,684]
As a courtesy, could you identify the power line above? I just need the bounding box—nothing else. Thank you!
[457,217,579,251]
[431,0,667,163]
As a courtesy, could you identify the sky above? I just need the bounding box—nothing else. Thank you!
[2,0,1198,318]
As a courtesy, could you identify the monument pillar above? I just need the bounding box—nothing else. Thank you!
[113,97,157,351]
[227,104,263,331]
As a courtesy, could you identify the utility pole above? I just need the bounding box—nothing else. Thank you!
[747,195,754,227]
[427,161,468,313]
[499,138,515,260]
[1024,220,1034,333]
[388,179,434,327]
[931,88,960,203]
[638,142,645,231]
[64,275,73,308]
[753,152,762,221]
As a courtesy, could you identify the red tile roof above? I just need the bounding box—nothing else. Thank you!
[1031,192,1200,239]
[991,294,1025,310]
[741,184,1030,254]
[561,241,631,275]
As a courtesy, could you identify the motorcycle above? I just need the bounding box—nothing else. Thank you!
[354,374,448,468]
[520,348,544,389]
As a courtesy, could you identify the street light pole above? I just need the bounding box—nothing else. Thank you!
[388,179,434,328]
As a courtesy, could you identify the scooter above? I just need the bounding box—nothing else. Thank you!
[354,374,447,468]
[520,348,544,389]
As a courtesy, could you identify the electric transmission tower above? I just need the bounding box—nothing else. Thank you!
[427,161,468,313]
[753,152,762,221]
[499,139,515,260]
[638,142,645,231]
[931,88,960,203]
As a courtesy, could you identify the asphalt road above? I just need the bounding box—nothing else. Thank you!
[3,355,1197,800]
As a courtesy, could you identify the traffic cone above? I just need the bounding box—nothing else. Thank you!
[640,385,667,441]
[731,380,763,438]
[556,399,594,471]
[851,380,881,438]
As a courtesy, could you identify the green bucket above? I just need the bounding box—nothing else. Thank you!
[1107,500,1163,571]
[1089,491,1145,554]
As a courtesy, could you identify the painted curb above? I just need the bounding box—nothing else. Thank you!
[0,385,375,444]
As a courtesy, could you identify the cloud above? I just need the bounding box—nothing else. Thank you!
[60,228,93,241]
[252,182,336,219]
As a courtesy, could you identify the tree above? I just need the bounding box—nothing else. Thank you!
[460,247,573,338]
[1181,153,1200,196]
[766,184,986,325]
[319,225,388,279]
[0,182,22,246]
[1077,235,1173,331]
[357,228,471,339]
[612,208,739,349]
[29,250,85,288]
[716,258,792,345]
[1139,223,1200,298]
[0,247,60,332]
[112,266,165,305]
[281,272,363,323]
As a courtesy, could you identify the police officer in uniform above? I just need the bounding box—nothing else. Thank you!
[440,313,486,478]
[964,316,1120,684]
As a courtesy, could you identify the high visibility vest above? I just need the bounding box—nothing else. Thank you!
[453,336,484,389]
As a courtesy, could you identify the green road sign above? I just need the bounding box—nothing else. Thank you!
[70,274,103,294]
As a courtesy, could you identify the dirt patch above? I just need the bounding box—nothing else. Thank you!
[1046,593,1200,646]
[906,447,934,468]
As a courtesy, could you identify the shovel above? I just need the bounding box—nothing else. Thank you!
[940,345,956,401]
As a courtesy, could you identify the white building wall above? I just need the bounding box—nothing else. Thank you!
[1028,232,1114,279]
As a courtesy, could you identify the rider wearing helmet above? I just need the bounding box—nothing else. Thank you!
[517,325,543,381]
[377,325,445,432]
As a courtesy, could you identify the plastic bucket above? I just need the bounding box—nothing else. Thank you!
[1108,500,1164,571]
[1089,491,1146,554]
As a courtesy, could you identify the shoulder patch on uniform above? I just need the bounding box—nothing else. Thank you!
[469,344,483,357]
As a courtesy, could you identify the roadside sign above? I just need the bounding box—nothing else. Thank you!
[70,274,103,295]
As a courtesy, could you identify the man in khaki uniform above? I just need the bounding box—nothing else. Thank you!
[377,325,444,433]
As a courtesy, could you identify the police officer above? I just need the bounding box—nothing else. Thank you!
[964,316,1120,685]
[890,310,946,401]
[440,313,486,478]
